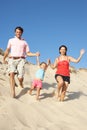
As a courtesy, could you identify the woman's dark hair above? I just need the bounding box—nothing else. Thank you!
[14,26,24,33]
[59,45,67,55]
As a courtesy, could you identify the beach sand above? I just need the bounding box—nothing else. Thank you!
[0,55,87,130]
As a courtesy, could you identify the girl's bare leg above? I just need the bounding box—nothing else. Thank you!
[36,87,40,100]
[28,85,34,95]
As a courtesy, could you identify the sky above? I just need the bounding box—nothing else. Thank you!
[0,0,87,68]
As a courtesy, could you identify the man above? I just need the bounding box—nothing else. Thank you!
[3,26,40,98]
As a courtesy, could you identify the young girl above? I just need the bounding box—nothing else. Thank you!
[27,60,50,100]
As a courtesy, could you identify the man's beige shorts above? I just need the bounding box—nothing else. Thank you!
[8,58,26,78]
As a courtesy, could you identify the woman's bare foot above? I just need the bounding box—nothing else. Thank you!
[60,94,65,101]
[36,96,40,101]
[52,90,56,97]
[11,93,16,98]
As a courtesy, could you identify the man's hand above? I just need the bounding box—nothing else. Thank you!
[3,59,8,64]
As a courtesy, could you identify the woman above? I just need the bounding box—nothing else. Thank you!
[50,45,85,101]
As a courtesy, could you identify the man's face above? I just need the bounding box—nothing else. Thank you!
[15,29,22,38]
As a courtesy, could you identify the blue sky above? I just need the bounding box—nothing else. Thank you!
[0,0,87,68]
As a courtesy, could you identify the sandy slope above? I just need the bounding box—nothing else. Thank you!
[0,55,87,130]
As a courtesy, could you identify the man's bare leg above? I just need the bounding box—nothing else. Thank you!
[18,78,24,88]
[10,73,15,98]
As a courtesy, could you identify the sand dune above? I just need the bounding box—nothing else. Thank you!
[0,55,87,130]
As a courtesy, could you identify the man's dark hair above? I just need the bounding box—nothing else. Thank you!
[14,26,24,33]
[59,45,67,55]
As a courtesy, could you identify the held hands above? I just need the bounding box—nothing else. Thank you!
[3,59,8,64]
[47,59,54,69]
[47,59,51,66]
[36,52,40,56]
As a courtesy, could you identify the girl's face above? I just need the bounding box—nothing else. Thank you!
[59,47,66,55]
[40,63,47,70]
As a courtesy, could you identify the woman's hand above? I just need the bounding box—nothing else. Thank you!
[80,49,85,56]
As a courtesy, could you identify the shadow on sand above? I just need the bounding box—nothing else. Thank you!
[42,82,56,90]
[16,87,29,99]
[16,82,56,99]
[65,91,87,101]
[40,91,55,100]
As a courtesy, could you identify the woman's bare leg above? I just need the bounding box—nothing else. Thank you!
[56,76,64,100]
[60,82,69,101]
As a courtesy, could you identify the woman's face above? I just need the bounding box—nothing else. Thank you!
[59,47,66,55]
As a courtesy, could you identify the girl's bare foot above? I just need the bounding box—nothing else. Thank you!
[27,90,32,95]
[11,93,16,98]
